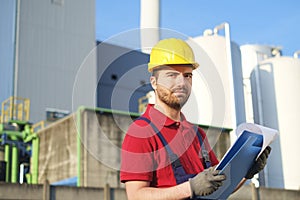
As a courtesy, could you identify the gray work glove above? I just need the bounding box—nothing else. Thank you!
[245,146,272,179]
[189,166,226,197]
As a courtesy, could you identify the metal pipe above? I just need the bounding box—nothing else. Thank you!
[254,57,270,188]
[254,56,264,127]
[12,0,20,98]
[251,182,260,200]
[11,145,18,183]
[224,23,237,128]
[1,130,23,139]
[213,22,237,128]
[19,163,26,183]
[4,144,10,182]
[213,23,225,35]
[251,53,265,196]
[31,137,39,184]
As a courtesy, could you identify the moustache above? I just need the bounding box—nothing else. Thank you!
[157,84,188,94]
[171,88,188,94]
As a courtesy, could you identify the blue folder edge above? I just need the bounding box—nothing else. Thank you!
[197,131,263,200]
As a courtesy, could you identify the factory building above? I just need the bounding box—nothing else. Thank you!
[0,0,97,123]
[0,0,299,197]
[96,41,152,113]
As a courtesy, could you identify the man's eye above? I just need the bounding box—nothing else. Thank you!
[168,73,177,77]
[185,74,193,78]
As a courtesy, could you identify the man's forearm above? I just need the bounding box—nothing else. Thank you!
[126,181,191,200]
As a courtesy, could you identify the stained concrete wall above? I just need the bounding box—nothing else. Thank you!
[37,107,230,188]
[78,108,231,187]
[78,108,134,188]
[11,106,300,199]
[38,113,78,184]
[37,107,136,188]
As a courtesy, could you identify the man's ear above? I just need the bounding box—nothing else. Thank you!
[150,76,157,90]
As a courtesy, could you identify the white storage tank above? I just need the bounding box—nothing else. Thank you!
[251,55,300,190]
[240,45,280,122]
[183,26,245,130]
[240,44,276,78]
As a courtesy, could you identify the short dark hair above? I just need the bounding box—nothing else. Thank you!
[151,68,159,78]
[151,64,193,78]
[151,65,169,78]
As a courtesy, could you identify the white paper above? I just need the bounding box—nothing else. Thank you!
[235,123,279,159]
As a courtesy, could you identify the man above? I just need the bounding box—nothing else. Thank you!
[120,38,271,200]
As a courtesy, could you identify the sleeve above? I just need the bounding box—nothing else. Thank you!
[120,122,156,183]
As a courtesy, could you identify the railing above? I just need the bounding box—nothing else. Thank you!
[31,120,45,133]
[1,96,30,123]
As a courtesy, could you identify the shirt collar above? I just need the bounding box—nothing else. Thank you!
[144,104,187,128]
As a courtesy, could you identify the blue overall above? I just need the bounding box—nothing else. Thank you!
[137,117,212,185]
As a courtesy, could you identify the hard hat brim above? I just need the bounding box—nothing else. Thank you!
[148,63,199,72]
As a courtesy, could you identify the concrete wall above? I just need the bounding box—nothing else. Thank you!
[37,107,231,188]
[38,113,78,184]
[0,182,299,200]
[78,108,134,188]
[229,184,300,200]
[22,107,300,199]
[37,107,137,188]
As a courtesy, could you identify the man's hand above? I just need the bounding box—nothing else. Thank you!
[189,166,226,197]
[245,146,272,179]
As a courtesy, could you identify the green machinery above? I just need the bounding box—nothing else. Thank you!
[0,97,42,184]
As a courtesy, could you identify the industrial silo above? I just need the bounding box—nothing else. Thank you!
[250,55,300,190]
[240,44,280,123]
[184,23,246,131]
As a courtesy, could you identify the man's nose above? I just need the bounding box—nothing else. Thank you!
[175,73,186,85]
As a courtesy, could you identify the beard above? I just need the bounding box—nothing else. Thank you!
[156,84,190,110]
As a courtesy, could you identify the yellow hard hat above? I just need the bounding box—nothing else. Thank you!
[148,38,199,72]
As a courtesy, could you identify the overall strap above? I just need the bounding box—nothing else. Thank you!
[136,117,211,169]
[136,117,179,163]
[194,126,212,168]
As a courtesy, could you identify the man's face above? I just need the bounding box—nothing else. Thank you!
[151,65,193,110]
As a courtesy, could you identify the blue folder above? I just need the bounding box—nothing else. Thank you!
[197,130,263,200]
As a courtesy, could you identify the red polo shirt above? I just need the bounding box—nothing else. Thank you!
[120,104,219,187]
